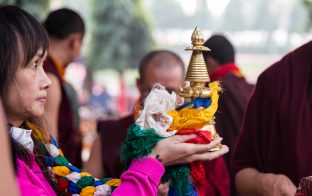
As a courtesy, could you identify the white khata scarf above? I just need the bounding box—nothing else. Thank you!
[10,126,34,152]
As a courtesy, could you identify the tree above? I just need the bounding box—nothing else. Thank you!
[0,0,50,21]
[303,0,312,30]
[87,0,154,71]
[221,0,247,31]
[289,0,308,32]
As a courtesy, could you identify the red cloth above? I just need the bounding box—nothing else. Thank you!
[205,157,230,196]
[210,63,241,81]
[56,177,70,191]
[178,128,211,144]
[176,129,212,196]
[231,41,312,186]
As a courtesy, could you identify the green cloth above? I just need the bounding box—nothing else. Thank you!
[121,124,192,196]
[76,176,95,189]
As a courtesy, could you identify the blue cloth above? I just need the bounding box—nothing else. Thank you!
[50,136,59,148]
[168,183,198,196]
[43,156,55,167]
[177,98,212,110]
[68,164,81,173]
[93,180,104,187]
[67,182,80,194]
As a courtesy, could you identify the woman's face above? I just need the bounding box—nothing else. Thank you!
[6,49,51,122]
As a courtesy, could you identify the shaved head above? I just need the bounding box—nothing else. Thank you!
[137,50,185,101]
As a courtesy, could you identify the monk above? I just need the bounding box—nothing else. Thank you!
[43,8,84,167]
[231,41,312,195]
[85,50,230,195]
[203,35,254,196]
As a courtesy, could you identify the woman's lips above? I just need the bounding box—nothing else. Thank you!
[37,97,47,104]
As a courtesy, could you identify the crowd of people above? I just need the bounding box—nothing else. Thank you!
[0,4,311,196]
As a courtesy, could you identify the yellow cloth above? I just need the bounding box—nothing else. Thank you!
[80,186,96,196]
[58,149,64,156]
[105,179,121,186]
[80,172,92,177]
[53,166,71,176]
[25,121,50,143]
[168,81,221,131]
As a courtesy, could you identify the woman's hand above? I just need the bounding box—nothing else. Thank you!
[149,134,228,166]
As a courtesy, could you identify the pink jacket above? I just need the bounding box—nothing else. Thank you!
[17,156,164,196]
[113,157,165,196]
[17,156,56,196]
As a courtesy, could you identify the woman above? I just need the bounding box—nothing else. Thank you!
[0,5,228,196]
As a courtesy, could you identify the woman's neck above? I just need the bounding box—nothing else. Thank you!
[7,116,24,127]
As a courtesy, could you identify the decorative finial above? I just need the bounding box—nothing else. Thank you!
[191,26,204,46]
[178,26,212,102]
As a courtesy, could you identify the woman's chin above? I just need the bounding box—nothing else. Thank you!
[30,109,45,118]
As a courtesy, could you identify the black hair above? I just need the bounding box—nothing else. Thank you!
[138,50,185,81]
[43,8,85,39]
[203,34,235,64]
[0,5,49,102]
[0,6,62,194]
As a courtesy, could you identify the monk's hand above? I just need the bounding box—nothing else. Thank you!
[149,135,229,166]
[257,173,296,196]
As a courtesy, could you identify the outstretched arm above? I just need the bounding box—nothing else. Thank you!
[114,134,228,196]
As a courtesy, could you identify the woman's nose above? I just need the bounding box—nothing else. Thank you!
[40,68,52,89]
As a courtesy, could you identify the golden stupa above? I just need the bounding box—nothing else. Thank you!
[178,26,221,151]
[178,26,212,102]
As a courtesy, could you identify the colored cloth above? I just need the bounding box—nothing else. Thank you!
[168,81,222,131]
[16,131,164,196]
[210,63,242,81]
[44,56,82,167]
[113,156,165,196]
[9,126,34,152]
[16,154,163,196]
[205,158,230,196]
[98,114,230,195]
[231,41,312,186]
[17,156,56,196]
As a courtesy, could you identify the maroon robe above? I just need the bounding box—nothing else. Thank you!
[212,67,254,196]
[214,70,254,168]
[98,114,230,195]
[231,41,312,186]
[98,114,134,178]
[44,57,82,167]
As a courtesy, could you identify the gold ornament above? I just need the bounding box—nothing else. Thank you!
[178,26,221,151]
